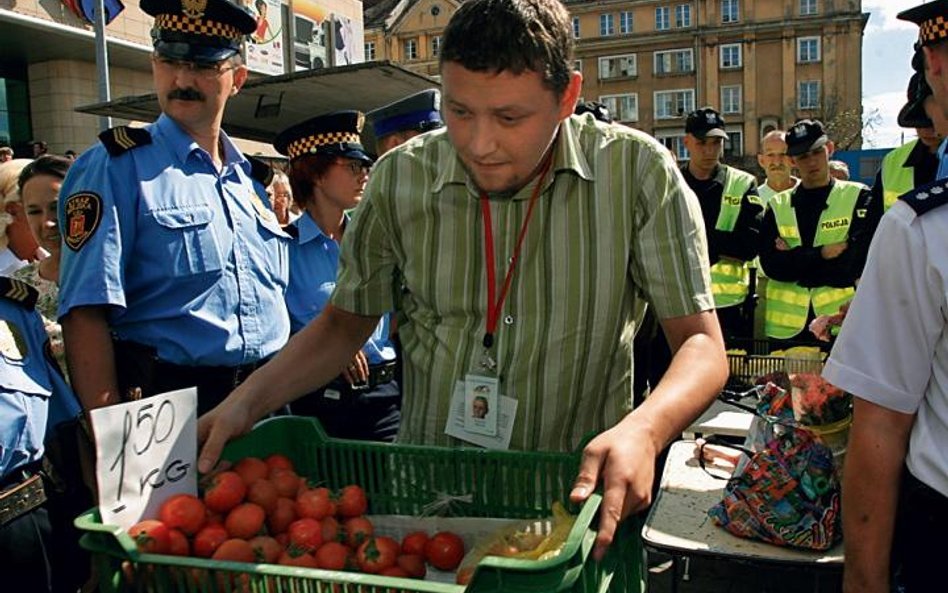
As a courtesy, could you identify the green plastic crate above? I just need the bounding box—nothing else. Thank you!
[76,416,643,593]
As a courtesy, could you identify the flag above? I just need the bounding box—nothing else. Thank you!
[75,0,125,25]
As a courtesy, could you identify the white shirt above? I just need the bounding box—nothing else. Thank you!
[757,177,800,206]
[823,198,948,496]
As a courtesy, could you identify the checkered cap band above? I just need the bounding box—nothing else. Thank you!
[921,16,948,45]
[287,132,362,160]
[154,14,242,42]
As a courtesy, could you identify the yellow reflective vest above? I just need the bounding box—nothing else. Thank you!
[710,167,758,308]
[881,140,918,211]
[764,181,863,339]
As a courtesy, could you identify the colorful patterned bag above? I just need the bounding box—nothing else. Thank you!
[704,420,842,550]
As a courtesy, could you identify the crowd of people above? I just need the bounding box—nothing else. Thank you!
[1,0,947,591]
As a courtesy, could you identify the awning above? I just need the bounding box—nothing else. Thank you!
[75,61,441,149]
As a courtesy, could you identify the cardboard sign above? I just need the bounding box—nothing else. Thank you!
[89,388,198,530]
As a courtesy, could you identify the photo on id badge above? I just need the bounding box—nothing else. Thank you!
[464,377,498,436]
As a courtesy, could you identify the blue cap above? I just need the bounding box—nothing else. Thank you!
[142,0,256,64]
[274,111,374,164]
[367,90,443,139]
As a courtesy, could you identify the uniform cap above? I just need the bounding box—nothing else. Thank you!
[898,72,934,129]
[142,0,256,64]
[366,89,443,139]
[898,1,948,48]
[685,107,728,139]
[785,119,829,157]
[574,101,613,123]
[274,111,374,163]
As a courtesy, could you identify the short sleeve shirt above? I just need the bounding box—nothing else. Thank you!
[57,114,290,367]
[823,199,948,496]
[331,115,713,451]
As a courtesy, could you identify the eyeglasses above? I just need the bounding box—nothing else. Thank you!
[336,160,371,176]
[153,55,236,79]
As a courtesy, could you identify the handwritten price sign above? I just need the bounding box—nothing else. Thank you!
[89,388,198,530]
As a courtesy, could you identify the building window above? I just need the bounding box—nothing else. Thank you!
[654,89,696,119]
[619,11,633,34]
[721,0,739,23]
[676,4,692,28]
[724,129,744,158]
[600,13,615,36]
[720,44,742,69]
[574,59,583,73]
[364,41,376,61]
[572,16,580,38]
[800,0,818,16]
[655,6,670,31]
[797,37,821,63]
[721,85,742,114]
[404,38,418,60]
[657,134,689,161]
[599,54,637,80]
[600,94,639,122]
[431,36,441,58]
[798,80,821,109]
[654,48,694,75]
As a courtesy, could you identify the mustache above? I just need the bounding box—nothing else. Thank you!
[168,88,205,101]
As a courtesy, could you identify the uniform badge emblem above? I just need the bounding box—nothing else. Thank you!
[0,320,27,361]
[64,191,103,251]
[182,0,207,20]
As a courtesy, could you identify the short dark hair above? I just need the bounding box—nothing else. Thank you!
[18,154,72,192]
[439,0,573,96]
[287,153,335,208]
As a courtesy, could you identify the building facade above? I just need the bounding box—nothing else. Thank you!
[363,0,868,162]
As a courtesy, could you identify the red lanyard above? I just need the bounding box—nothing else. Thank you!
[479,153,554,350]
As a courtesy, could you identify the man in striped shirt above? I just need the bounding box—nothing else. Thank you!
[199,0,728,559]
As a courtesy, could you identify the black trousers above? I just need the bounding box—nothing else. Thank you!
[0,505,53,593]
[892,468,948,592]
[291,378,401,442]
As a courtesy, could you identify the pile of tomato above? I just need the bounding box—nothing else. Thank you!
[127,454,466,582]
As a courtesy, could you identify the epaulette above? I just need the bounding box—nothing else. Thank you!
[98,126,152,157]
[0,277,38,310]
[283,223,299,239]
[248,156,274,187]
[899,177,948,216]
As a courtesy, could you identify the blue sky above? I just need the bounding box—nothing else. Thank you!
[862,0,922,148]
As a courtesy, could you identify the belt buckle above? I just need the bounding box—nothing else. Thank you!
[0,474,46,526]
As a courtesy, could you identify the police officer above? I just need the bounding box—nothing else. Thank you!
[58,0,290,415]
[681,106,763,344]
[0,277,85,593]
[275,112,400,441]
[366,89,443,155]
[759,119,878,350]
[871,72,942,212]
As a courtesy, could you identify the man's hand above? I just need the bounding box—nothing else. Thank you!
[342,350,369,385]
[774,237,791,251]
[197,390,258,474]
[821,242,848,259]
[569,418,658,561]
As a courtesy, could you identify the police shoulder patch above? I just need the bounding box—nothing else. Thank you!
[248,156,274,187]
[98,126,152,157]
[0,277,38,310]
[64,191,103,251]
[900,177,948,216]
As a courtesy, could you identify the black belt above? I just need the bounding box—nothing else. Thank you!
[0,462,46,526]
[327,361,397,391]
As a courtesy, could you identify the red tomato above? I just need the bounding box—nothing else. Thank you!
[212,539,256,563]
[379,566,410,578]
[278,549,318,568]
[159,494,206,536]
[248,535,283,564]
[296,487,335,520]
[166,528,190,557]
[321,516,341,543]
[400,531,429,556]
[204,471,247,514]
[128,519,170,554]
[267,497,297,535]
[224,503,266,540]
[288,518,324,553]
[343,516,374,549]
[270,469,301,499]
[425,532,465,571]
[356,536,400,574]
[246,479,279,515]
[336,485,368,518]
[233,457,269,486]
[265,453,295,473]
[193,524,229,558]
[314,541,351,570]
[396,554,427,579]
